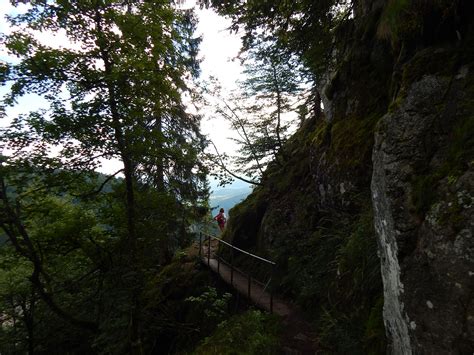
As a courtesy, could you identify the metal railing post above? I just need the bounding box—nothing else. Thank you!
[198,230,278,314]
[270,265,274,313]
[248,273,251,299]
[207,235,211,266]
[270,293,273,314]
[230,248,234,286]
[199,232,202,258]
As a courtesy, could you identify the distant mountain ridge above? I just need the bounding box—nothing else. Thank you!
[209,181,252,213]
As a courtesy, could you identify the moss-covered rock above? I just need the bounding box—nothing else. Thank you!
[220,6,391,350]
[219,3,474,354]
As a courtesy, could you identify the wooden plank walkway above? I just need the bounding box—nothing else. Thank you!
[202,256,291,317]
[196,236,320,354]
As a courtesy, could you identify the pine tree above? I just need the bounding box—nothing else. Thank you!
[206,37,307,183]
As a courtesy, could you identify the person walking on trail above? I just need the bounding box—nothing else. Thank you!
[214,208,227,232]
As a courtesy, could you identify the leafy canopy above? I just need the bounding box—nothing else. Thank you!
[0,0,209,353]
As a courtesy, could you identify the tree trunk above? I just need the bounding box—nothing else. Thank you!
[94,10,142,354]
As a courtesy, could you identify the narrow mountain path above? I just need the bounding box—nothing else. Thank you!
[190,240,322,354]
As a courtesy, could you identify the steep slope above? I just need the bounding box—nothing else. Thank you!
[222,8,392,351]
[221,1,474,353]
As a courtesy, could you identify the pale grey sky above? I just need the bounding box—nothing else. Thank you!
[0,2,243,173]
[195,7,243,157]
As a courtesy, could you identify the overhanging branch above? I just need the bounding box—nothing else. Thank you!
[210,141,262,186]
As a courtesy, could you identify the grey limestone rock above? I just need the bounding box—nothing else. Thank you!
[372,69,474,354]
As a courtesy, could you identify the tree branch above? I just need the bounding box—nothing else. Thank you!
[71,169,123,198]
[0,175,98,331]
[219,99,265,176]
[209,141,262,186]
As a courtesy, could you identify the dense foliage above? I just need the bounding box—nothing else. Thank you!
[194,310,281,354]
[0,0,208,353]
[2,0,469,353]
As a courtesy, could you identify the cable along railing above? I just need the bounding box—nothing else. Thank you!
[199,232,276,313]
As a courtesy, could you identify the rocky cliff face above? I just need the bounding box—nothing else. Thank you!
[223,4,391,352]
[373,47,474,353]
[223,1,474,353]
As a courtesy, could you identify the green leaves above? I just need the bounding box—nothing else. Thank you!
[194,310,281,354]
[186,286,232,321]
[1,0,208,352]
[3,32,37,57]
[207,0,351,77]
[2,0,208,199]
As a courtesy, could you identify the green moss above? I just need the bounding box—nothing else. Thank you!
[438,199,465,232]
[309,119,331,147]
[328,113,381,171]
[388,94,403,113]
[401,47,459,91]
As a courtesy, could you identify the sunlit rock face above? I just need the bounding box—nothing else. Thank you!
[372,52,474,354]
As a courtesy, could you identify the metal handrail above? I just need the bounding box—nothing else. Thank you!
[201,232,276,266]
[199,231,275,313]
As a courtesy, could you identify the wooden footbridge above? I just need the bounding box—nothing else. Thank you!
[198,232,320,353]
[198,232,290,316]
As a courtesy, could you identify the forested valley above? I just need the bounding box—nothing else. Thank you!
[1,0,473,354]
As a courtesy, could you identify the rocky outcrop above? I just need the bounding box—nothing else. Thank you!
[222,4,392,351]
[222,2,474,354]
[372,49,474,354]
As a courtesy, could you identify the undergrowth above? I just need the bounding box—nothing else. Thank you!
[192,310,281,355]
[272,205,385,353]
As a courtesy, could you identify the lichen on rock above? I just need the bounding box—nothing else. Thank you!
[372,48,474,353]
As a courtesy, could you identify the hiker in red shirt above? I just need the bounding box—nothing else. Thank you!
[214,208,227,232]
